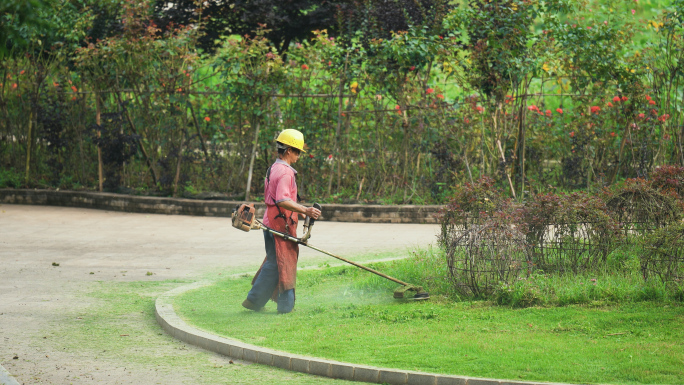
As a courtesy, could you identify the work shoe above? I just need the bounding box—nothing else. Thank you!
[241,299,262,311]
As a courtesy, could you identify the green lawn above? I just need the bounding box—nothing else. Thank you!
[176,265,684,385]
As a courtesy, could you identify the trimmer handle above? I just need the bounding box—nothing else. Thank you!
[309,203,322,226]
[300,203,321,244]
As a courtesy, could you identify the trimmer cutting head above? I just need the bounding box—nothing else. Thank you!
[393,285,430,300]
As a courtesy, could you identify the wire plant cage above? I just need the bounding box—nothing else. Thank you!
[606,181,682,243]
[526,222,618,275]
[640,224,684,285]
[445,221,532,298]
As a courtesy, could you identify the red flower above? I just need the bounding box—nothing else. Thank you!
[664,134,671,140]
[475,106,484,113]
[19,70,25,75]
[436,94,444,99]
[71,96,77,101]
[359,161,366,167]
[621,96,628,101]
[590,106,600,114]
[570,131,575,138]
[53,82,59,87]
[646,95,651,101]
[556,108,563,114]
[649,100,656,105]
[612,96,620,103]
[301,64,309,70]
[638,113,645,119]
[528,105,539,113]
[309,154,314,159]
[12,83,17,90]
[328,154,333,160]
[610,132,616,137]
[204,117,211,122]
[71,86,78,93]
[545,109,552,117]
[659,114,671,122]
[607,102,613,107]
[426,88,434,94]
[409,66,415,71]
[464,118,470,123]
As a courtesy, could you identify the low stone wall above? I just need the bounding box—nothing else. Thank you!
[0,189,441,224]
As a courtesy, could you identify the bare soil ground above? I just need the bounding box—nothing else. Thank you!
[0,204,439,385]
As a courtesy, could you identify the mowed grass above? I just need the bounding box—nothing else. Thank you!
[49,280,357,385]
[176,261,684,385]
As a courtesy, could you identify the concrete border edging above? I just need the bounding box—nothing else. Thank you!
[0,189,441,224]
[155,282,570,385]
[0,364,21,385]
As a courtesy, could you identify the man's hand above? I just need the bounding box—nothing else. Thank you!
[304,206,321,220]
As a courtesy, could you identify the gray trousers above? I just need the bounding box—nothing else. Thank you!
[246,230,295,313]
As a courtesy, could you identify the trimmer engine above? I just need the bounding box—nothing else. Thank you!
[232,203,257,232]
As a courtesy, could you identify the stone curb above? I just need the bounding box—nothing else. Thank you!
[0,364,20,385]
[155,282,573,385]
[0,189,440,224]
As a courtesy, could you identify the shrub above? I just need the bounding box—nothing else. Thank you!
[438,176,505,240]
[0,168,23,188]
[650,165,684,197]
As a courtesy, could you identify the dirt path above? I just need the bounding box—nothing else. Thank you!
[0,204,439,385]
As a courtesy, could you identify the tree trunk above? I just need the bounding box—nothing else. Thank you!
[113,88,159,187]
[96,91,103,192]
[24,108,34,184]
[328,76,344,197]
[244,118,261,201]
[173,130,186,197]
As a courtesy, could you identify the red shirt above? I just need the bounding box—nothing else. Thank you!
[262,159,298,228]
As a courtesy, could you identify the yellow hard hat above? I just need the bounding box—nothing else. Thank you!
[276,129,306,153]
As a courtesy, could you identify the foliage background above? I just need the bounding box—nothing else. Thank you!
[2,0,684,204]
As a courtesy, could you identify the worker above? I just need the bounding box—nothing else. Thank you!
[242,129,321,314]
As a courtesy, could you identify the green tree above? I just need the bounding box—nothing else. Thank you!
[1,0,48,57]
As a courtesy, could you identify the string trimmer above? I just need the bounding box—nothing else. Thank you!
[231,203,429,300]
